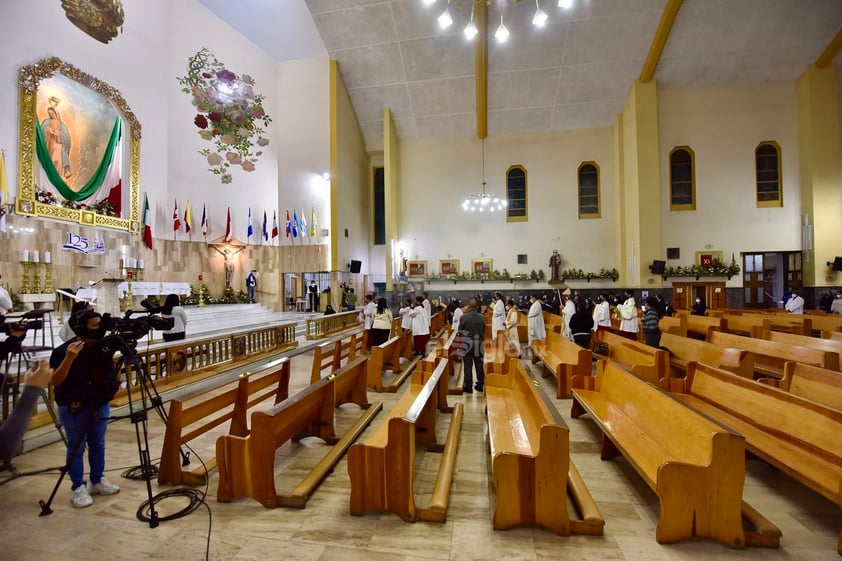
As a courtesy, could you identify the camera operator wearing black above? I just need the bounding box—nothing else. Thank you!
[49,310,121,508]
[0,322,26,363]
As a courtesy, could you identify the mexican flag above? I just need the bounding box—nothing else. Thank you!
[142,193,153,250]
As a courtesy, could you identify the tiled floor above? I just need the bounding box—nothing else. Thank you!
[0,348,840,561]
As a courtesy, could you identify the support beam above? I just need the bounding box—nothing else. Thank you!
[475,0,488,139]
[639,0,683,83]
[815,27,842,69]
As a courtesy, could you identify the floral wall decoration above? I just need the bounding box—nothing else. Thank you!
[177,48,272,184]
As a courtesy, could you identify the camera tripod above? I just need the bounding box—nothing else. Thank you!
[38,333,188,527]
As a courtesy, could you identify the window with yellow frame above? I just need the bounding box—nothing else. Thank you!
[577,161,600,218]
[506,165,527,222]
[755,141,782,208]
[669,146,695,211]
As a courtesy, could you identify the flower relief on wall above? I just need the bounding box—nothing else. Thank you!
[16,57,142,232]
[178,48,272,184]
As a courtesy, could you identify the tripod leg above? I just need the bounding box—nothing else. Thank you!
[40,389,67,446]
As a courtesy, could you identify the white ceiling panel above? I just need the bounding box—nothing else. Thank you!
[313,5,398,51]
[557,60,642,104]
[348,84,413,122]
[564,13,661,65]
[333,44,406,88]
[488,69,560,111]
[488,107,557,135]
[414,112,476,138]
[407,76,477,117]
[400,35,477,81]
[553,100,621,130]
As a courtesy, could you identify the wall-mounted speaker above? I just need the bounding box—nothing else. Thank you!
[666,247,680,260]
[349,260,362,274]
[649,260,666,274]
[833,257,842,272]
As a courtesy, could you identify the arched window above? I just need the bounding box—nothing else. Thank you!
[577,162,600,218]
[506,165,527,222]
[756,141,782,207]
[669,146,695,211]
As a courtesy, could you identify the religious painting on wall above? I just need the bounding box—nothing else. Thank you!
[407,260,427,278]
[17,57,141,232]
[472,258,493,276]
[696,251,724,268]
[439,259,459,277]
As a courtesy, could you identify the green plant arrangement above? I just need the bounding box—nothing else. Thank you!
[177,48,272,184]
[35,187,118,217]
[662,258,741,279]
[560,268,620,282]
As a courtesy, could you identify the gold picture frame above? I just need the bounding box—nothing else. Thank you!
[472,258,493,276]
[16,57,141,233]
[407,260,427,278]
[696,251,725,267]
[439,259,459,277]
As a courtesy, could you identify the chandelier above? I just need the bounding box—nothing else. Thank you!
[425,0,576,42]
[463,140,507,213]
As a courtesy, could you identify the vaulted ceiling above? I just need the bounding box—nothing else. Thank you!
[201,0,842,151]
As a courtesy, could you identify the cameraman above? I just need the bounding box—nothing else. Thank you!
[0,322,25,363]
[0,360,52,460]
[49,310,121,508]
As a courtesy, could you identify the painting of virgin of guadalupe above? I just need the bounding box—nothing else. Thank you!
[41,105,73,178]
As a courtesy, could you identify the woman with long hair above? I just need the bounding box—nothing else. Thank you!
[370,297,393,347]
[161,293,187,342]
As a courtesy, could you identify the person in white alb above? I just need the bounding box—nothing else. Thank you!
[592,293,611,333]
[491,292,505,340]
[409,296,430,356]
[561,289,576,340]
[785,289,804,314]
[363,294,376,348]
[617,289,639,341]
[504,298,521,357]
[527,294,546,346]
[451,301,463,333]
[399,298,413,332]
[422,292,432,327]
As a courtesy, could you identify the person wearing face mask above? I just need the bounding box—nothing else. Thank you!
[503,298,521,358]
[691,296,706,316]
[592,293,611,333]
[49,310,122,508]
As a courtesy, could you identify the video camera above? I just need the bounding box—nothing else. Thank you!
[0,314,44,335]
[92,309,174,355]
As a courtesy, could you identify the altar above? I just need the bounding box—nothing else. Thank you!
[117,282,191,298]
[73,282,191,315]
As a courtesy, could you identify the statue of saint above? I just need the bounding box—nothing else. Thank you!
[549,249,562,282]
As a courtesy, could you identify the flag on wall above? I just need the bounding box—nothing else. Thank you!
[142,193,153,250]
[285,210,291,238]
[299,209,308,238]
[201,203,208,237]
[173,199,181,233]
[271,210,279,240]
[0,149,9,233]
[292,210,299,238]
[225,207,232,242]
[310,208,317,238]
[184,200,192,234]
[262,210,268,242]
[247,207,254,241]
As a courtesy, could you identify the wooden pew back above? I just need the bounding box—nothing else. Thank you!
[809,314,842,334]
[310,340,339,384]
[766,331,842,363]
[708,330,839,376]
[766,362,842,411]
[722,314,770,338]
[659,316,687,336]
[676,312,726,339]
[367,331,415,392]
[659,332,753,380]
[593,330,669,385]
[823,330,842,342]
[741,312,812,336]
[531,330,592,398]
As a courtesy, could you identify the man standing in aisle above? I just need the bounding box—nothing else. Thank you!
[527,293,546,349]
[422,292,432,329]
[246,269,258,304]
[308,280,319,312]
[785,289,804,314]
[491,292,505,341]
[458,298,485,394]
[617,289,639,340]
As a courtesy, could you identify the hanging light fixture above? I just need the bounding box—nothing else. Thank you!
[437,0,453,29]
[533,0,548,27]
[463,140,507,213]
[495,14,510,42]
[463,2,478,39]
[558,0,573,8]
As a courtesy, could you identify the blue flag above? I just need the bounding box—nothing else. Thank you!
[292,210,299,238]
[247,207,253,240]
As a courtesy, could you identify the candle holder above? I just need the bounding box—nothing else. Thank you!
[198,285,206,307]
[43,262,54,294]
[20,261,31,294]
[32,263,41,295]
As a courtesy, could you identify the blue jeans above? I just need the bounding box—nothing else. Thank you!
[58,403,110,489]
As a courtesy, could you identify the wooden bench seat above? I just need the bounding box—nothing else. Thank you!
[676,311,725,340]
[530,330,592,398]
[484,329,518,375]
[348,359,463,523]
[158,358,291,486]
[808,314,842,335]
[418,329,462,396]
[659,332,754,380]
[216,356,382,508]
[571,360,777,548]
[486,359,603,536]
[367,330,418,392]
[667,362,840,553]
[825,330,842,342]
[723,314,770,338]
[659,315,687,336]
[589,330,669,385]
[765,331,842,364]
[708,330,839,379]
[758,361,842,410]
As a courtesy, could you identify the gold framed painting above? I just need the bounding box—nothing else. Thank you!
[696,251,724,268]
[472,258,493,276]
[15,57,141,232]
[439,259,459,277]
[407,260,427,278]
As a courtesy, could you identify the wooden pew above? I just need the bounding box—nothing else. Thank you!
[367,331,418,392]
[158,358,291,486]
[310,339,340,384]
[741,312,812,336]
[758,362,842,410]
[765,331,842,363]
[590,330,669,385]
[530,330,592,398]
[723,314,770,338]
[571,360,776,548]
[659,315,686,336]
[418,329,463,396]
[824,330,842,342]
[666,361,840,553]
[676,311,726,340]
[543,311,563,334]
[484,329,519,375]
[708,331,839,379]
[659,332,754,380]
[486,360,604,536]
[216,356,382,507]
[809,314,842,335]
[348,359,464,523]
[344,331,368,362]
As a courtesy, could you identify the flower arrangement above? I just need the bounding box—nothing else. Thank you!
[34,187,117,216]
[177,48,272,184]
[560,268,620,282]
[663,257,740,279]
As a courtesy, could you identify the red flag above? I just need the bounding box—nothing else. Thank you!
[173,199,181,232]
[142,193,153,250]
[225,207,232,241]
[285,210,291,237]
[271,210,278,239]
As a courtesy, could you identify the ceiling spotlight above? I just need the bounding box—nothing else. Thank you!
[558,0,573,9]
[495,15,509,43]
[533,0,548,27]
[464,3,478,39]
[437,0,452,29]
